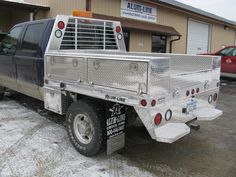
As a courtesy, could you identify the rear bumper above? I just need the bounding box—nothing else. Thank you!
[154,123,190,143]
[192,108,223,121]
[221,72,236,78]
[154,108,223,143]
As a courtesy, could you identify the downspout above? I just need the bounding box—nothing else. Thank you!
[32,8,40,21]
[169,36,181,53]
[86,0,92,11]
[30,12,34,21]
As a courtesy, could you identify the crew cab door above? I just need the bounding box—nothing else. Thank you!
[217,47,236,74]
[0,26,23,90]
[15,22,48,99]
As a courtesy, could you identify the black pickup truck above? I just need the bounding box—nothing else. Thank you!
[0,19,54,100]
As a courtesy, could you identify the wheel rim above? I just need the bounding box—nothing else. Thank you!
[73,113,94,144]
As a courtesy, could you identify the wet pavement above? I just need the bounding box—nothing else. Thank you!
[0,78,235,177]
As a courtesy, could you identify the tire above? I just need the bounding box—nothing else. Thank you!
[66,99,106,156]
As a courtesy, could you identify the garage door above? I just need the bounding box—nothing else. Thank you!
[187,20,210,54]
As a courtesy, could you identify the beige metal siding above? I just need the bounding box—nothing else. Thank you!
[20,0,236,54]
[92,0,121,17]
[25,0,86,18]
[0,10,12,32]
[157,6,187,53]
[0,10,29,32]
[211,24,236,52]
[129,31,152,52]
[92,0,187,53]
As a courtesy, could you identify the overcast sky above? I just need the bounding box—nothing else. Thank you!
[176,0,236,22]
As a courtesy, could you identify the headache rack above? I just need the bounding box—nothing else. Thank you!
[60,18,118,50]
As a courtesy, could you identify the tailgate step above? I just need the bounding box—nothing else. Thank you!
[154,123,190,143]
[193,108,223,121]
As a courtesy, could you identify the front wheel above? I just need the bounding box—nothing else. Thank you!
[66,100,106,156]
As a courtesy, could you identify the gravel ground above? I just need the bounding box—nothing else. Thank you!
[0,78,235,177]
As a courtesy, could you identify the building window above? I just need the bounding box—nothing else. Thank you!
[123,31,130,51]
[152,35,167,53]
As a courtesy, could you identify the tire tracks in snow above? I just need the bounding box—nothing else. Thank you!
[0,121,50,168]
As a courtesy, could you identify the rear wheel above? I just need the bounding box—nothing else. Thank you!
[66,99,106,156]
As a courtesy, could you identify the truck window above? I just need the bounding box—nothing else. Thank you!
[22,23,45,51]
[60,19,118,50]
[0,26,23,55]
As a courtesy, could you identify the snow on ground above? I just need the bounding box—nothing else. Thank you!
[0,99,155,177]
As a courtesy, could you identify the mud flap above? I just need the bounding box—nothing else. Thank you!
[106,102,126,155]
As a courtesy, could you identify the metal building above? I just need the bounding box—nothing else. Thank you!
[0,0,236,54]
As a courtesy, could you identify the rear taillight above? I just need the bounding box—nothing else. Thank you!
[191,89,195,95]
[151,100,156,107]
[154,113,162,125]
[116,26,121,33]
[186,90,190,97]
[196,88,200,93]
[58,21,65,30]
[213,93,218,102]
[140,99,147,107]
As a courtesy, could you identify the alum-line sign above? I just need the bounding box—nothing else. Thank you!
[121,0,157,23]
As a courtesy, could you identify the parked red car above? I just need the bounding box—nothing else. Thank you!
[203,46,236,78]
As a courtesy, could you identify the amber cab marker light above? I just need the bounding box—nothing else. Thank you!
[73,10,93,18]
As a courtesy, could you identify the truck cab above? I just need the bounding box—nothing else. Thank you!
[0,19,54,100]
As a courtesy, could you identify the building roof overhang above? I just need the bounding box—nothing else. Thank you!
[152,0,236,27]
[0,0,50,11]
[94,14,181,36]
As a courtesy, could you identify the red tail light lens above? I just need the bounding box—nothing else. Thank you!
[186,90,190,96]
[191,89,195,95]
[116,26,121,33]
[213,93,218,101]
[154,113,162,125]
[196,88,200,93]
[140,99,147,107]
[58,21,65,29]
[151,100,156,107]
